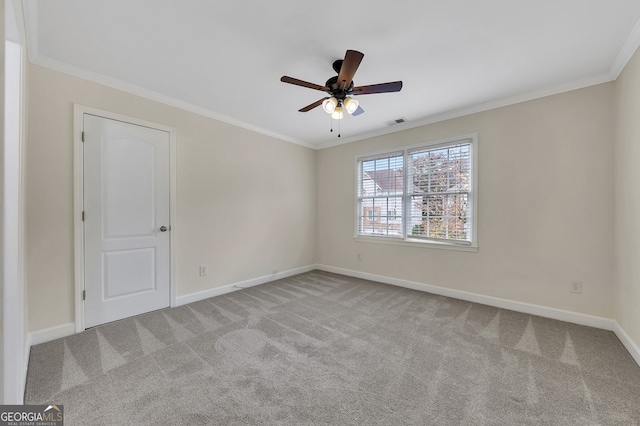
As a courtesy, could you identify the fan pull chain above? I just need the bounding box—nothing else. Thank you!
[329,117,341,138]
[330,117,333,133]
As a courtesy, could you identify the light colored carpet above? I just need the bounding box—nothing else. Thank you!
[26,271,640,425]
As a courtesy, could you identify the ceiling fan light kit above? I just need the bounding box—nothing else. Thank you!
[322,97,338,114]
[281,49,403,131]
[321,97,357,119]
[343,97,359,115]
[331,106,344,120]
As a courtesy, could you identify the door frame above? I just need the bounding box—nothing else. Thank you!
[4,0,29,403]
[73,104,177,333]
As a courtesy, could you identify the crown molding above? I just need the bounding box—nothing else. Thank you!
[318,16,640,150]
[31,55,315,149]
[21,1,313,149]
[12,1,28,47]
[315,72,615,150]
[609,16,640,79]
[21,1,640,151]
[21,0,38,63]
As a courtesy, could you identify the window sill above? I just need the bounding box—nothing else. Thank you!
[354,236,478,252]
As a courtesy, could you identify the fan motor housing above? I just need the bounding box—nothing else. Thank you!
[332,59,343,73]
[325,76,354,100]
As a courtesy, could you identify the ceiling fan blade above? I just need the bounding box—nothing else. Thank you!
[337,50,364,89]
[281,76,329,92]
[352,106,365,116]
[299,97,329,112]
[352,81,403,95]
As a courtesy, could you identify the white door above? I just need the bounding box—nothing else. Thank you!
[83,114,171,328]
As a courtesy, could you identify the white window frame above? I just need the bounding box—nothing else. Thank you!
[355,133,478,252]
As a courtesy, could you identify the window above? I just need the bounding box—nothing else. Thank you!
[357,152,404,237]
[356,134,477,248]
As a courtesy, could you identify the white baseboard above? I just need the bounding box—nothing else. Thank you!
[175,264,317,306]
[27,265,317,347]
[613,321,640,367]
[28,323,76,347]
[316,264,614,331]
[28,265,639,369]
[319,265,640,368]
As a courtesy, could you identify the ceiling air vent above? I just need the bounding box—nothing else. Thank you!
[386,118,407,126]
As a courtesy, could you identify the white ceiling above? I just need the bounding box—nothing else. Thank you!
[23,0,640,149]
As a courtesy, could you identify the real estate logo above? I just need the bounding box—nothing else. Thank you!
[0,405,63,426]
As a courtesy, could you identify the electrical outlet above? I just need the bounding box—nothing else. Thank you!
[357,253,362,262]
[199,265,207,276]
[570,281,582,294]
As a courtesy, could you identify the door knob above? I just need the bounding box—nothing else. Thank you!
[160,226,168,232]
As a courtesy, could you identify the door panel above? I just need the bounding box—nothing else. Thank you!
[104,137,155,238]
[103,248,156,299]
[84,114,170,328]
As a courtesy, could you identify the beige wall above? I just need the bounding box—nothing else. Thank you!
[317,83,615,317]
[614,46,640,348]
[26,65,316,332]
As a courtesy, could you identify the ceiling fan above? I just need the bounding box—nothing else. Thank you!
[280,50,403,120]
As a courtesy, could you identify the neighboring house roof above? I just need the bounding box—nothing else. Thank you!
[364,169,428,196]
[364,169,403,193]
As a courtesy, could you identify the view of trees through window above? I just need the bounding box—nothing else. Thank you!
[408,144,471,241]
[357,140,472,244]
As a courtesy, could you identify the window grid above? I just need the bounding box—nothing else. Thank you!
[357,138,474,246]
[357,153,404,238]
[407,142,471,243]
